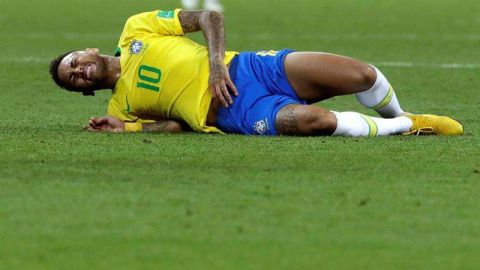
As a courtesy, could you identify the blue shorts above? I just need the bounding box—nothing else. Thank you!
[216,49,306,135]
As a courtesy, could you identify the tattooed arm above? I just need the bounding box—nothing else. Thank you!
[84,116,185,133]
[178,10,238,108]
[143,121,184,133]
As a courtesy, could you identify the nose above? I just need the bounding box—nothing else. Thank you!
[72,66,84,78]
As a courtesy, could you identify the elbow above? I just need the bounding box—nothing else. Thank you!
[168,121,185,133]
[209,10,224,21]
[201,10,224,24]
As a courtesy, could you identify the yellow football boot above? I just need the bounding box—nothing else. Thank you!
[404,114,464,135]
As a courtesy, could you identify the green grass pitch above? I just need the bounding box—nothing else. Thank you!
[1,0,479,269]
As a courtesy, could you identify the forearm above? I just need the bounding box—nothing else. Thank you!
[178,10,237,107]
[198,11,226,65]
[125,120,184,133]
[179,10,226,65]
[144,120,184,133]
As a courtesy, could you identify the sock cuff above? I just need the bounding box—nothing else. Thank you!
[365,65,383,93]
[372,85,395,110]
[355,66,392,109]
[358,114,379,136]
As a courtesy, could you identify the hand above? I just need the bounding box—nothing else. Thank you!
[83,116,125,132]
[209,59,238,108]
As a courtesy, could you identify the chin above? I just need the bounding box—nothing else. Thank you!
[93,63,107,81]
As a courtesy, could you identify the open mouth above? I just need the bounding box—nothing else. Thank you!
[85,63,97,81]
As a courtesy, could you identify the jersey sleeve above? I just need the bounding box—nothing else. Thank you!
[107,98,156,124]
[124,9,184,37]
[115,9,184,56]
[107,97,138,122]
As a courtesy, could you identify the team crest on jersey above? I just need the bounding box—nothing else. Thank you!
[130,40,144,54]
[254,118,270,135]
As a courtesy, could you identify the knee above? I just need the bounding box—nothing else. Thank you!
[352,64,377,91]
[301,110,337,135]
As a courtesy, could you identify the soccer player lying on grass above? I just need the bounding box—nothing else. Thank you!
[49,9,463,137]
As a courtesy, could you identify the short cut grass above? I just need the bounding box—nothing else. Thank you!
[2,0,480,269]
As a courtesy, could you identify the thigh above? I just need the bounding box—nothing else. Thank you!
[284,52,376,102]
[236,50,307,100]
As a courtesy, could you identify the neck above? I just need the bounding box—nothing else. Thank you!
[101,55,121,90]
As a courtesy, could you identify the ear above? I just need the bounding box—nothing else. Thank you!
[85,48,100,54]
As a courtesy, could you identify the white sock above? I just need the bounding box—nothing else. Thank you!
[356,66,404,118]
[181,0,199,10]
[332,111,412,137]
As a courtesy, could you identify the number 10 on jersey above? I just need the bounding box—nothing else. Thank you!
[137,65,161,92]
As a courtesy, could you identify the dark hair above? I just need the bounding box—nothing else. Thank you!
[49,51,95,96]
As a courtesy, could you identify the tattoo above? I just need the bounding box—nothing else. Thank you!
[178,10,226,65]
[201,11,225,62]
[178,10,201,33]
[276,105,300,135]
[209,61,224,79]
[143,120,182,133]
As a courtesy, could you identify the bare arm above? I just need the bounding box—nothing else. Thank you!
[178,10,225,65]
[84,116,184,133]
[142,121,184,133]
[178,10,238,107]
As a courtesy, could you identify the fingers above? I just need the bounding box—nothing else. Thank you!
[208,62,239,108]
[95,116,110,125]
[88,117,100,130]
[220,83,233,105]
[89,116,103,126]
[226,77,238,97]
[86,116,111,132]
[83,125,100,132]
[210,80,237,108]
[212,84,228,108]
[88,117,97,129]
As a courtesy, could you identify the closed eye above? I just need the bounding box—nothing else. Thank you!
[69,56,77,84]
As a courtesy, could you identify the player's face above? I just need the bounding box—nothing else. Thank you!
[57,48,107,91]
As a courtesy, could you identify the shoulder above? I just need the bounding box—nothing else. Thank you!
[125,9,179,25]
[120,9,184,37]
[107,90,123,116]
[107,88,128,118]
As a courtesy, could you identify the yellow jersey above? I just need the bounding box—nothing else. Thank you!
[108,9,238,133]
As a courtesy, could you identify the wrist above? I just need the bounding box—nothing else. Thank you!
[124,122,143,132]
[210,54,224,63]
